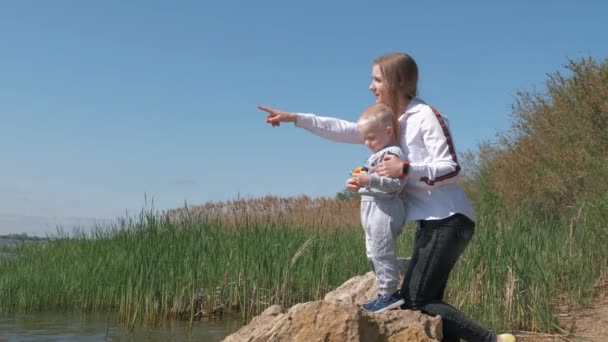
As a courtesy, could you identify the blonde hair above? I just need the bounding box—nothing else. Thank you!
[358,103,397,141]
[373,53,418,136]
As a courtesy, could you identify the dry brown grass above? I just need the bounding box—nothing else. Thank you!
[166,195,361,230]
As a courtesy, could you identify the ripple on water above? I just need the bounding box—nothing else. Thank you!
[0,312,242,342]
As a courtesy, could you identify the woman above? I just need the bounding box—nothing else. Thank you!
[257,52,515,342]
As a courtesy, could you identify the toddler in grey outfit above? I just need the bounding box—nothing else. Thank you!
[348,103,406,313]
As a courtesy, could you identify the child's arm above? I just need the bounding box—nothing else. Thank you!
[357,148,406,194]
[358,172,405,194]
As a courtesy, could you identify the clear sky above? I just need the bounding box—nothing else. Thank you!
[1,1,607,235]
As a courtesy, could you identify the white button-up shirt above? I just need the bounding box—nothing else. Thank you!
[295,98,475,223]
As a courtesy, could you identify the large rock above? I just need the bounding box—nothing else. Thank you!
[223,258,443,342]
[323,258,409,305]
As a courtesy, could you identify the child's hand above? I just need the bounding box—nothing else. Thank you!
[356,172,370,186]
[346,177,360,192]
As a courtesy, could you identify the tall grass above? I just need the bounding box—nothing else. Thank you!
[0,201,371,325]
[167,195,362,229]
[452,57,608,332]
[446,201,608,333]
[1,195,606,335]
[462,57,608,215]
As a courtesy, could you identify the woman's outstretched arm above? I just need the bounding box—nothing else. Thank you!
[257,105,363,144]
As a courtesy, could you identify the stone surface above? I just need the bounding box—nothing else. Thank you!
[222,258,444,342]
[222,300,442,342]
[324,257,409,305]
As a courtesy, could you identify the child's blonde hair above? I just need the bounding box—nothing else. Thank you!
[358,103,398,139]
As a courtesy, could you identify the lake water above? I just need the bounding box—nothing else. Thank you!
[0,238,37,259]
[0,239,17,246]
[0,312,241,341]
[0,239,241,340]
[0,239,39,248]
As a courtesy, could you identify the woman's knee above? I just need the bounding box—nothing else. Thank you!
[401,297,427,311]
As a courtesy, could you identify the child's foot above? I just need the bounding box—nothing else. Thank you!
[360,294,381,311]
[362,291,404,313]
[498,333,516,342]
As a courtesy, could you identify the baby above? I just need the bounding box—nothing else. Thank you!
[348,103,407,313]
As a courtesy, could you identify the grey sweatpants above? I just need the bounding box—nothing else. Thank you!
[360,198,406,295]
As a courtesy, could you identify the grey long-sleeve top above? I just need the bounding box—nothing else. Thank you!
[358,145,406,201]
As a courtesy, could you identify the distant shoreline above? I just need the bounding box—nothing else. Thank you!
[0,234,48,241]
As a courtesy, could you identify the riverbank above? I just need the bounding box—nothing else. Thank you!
[1,196,606,336]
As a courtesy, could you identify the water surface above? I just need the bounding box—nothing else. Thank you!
[0,312,241,341]
[0,239,242,340]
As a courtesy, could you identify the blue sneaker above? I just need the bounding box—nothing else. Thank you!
[361,294,380,311]
[362,292,404,313]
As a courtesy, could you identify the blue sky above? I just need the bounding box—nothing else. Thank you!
[1,1,607,235]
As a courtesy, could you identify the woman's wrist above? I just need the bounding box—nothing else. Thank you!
[286,112,297,122]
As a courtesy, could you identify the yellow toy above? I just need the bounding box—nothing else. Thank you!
[351,166,368,176]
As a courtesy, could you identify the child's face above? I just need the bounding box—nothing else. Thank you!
[360,123,392,153]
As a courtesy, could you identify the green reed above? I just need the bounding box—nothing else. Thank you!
[0,209,372,324]
[445,201,608,333]
[1,199,606,335]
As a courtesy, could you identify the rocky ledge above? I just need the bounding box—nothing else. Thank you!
[222,259,443,342]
